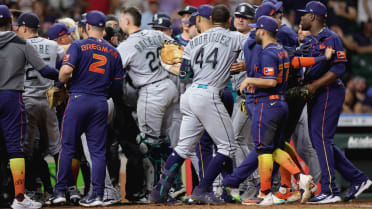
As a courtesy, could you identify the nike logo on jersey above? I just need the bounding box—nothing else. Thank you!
[74,95,81,98]
[270,102,277,106]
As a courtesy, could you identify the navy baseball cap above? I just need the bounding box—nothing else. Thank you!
[178,5,197,16]
[0,5,10,19]
[16,12,40,28]
[47,22,76,40]
[248,15,279,32]
[234,3,256,19]
[297,1,327,18]
[195,4,213,19]
[86,10,106,27]
[255,2,282,19]
[182,12,197,25]
[149,13,171,29]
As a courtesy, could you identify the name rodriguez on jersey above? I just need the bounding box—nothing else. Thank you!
[189,32,232,49]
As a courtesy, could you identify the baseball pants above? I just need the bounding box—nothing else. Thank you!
[55,93,108,196]
[308,82,367,195]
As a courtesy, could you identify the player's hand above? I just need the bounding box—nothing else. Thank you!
[325,47,335,61]
[230,61,245,73]
[240,78,251,95]
[306,83,317,94]
[247,84,255,94]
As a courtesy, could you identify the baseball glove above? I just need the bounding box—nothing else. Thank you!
[46,86,69,108]
[285,85,314,103]
[160,40,184,65]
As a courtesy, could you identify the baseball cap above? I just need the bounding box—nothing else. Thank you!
[106,14,118,22]
[234,3,256,19]
[16,12,40,28]
[195,4,213,19]
[248,15,279,32]
[297,1,327,18]
[149,13,171,29]
[86,10,106,27]
[0,5,10,19]
[255,2,283,19]
[178,5,197,16]
[47,22,76,40]
[182,12,197,25]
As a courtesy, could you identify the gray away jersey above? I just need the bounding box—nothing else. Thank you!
[117,30,172,88]
[183,27,247,90]
[231,31,251,92]
[23,37,65,98]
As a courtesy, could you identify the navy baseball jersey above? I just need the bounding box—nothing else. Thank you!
[277,24,298,53]
[62,37,124,96]
[254,43,290,97]
[304,27,347,83]
[174,34,189,46]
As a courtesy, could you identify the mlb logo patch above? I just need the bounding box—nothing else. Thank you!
[264,67,275,75]
[337,51,346,59]
[63,54,70,62]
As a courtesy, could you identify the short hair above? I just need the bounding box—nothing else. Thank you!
[28,27,38,34]
[91,25,105,32]
[266,30,277,39]
[315,15,325,26]
[211,4,230,24]
[0,18,11,28]
[121,7,141,27]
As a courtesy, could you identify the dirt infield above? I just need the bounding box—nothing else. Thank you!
[55,200,372,209]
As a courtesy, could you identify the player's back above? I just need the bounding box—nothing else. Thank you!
[117,30,170,88]
[255,43,290,97]
[24,37,64,98]
[184,27,246,90]
[63,37,122,97]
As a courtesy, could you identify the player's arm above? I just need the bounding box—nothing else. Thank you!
[291,47,334,69]
[160,61,181,76]
[59,42,80,83]
[111,58,125,99]
[24,42,59,80]
[179,58,193,81]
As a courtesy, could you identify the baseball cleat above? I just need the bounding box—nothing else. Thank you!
[45,190,67,206]
[307,193,341,204]
[273,186,292,202]
[298,173,313,203]
[67,186,81,206]
[287,190,301,203]
[190,187,224,205]
[223,186,241,202]
[256,192,273,205]
[344,179,372,202]
[79,192,103,207]
[11,194,42,209]
[242,190,264,206]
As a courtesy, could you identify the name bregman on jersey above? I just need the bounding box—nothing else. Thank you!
[189,32,232,49]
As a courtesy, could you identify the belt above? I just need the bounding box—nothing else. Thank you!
[140,78,166,88]
[191,83,221,93]
[254,95,284,104]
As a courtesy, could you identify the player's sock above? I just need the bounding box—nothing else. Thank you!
[258,154,273,193]
[71,158,80,184]
[10,158,25,201]
[279,166,292,188]
[164,151,185,170]
[283,142,303,172]
[273,148,301,179]
[198,153,230,191]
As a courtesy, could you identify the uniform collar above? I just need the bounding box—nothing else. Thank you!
[313,27,331,40]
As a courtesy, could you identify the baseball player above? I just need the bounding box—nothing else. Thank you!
[174,5,197,46]
[46,10,124,207]
[15,12,64,201]
[117,7,179,194]
[239,16,314,205]
[298,1,372,203]
[150,5,246,204]
[0,5,60,209]
[229,2,259,200]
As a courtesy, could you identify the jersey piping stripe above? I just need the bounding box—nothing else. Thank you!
[18,93,24,152]
[56,97,71,182]
[258,103,263,145]
[144,88,148,134]
[198,142,205,178]
[64,62,75,69]
[321,86,333,194]
[114,75,125,80]
[213,93,233,155]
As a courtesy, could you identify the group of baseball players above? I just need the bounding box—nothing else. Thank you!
[0,0,372,208]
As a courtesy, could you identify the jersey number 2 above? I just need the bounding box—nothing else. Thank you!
[89,53,107,74]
